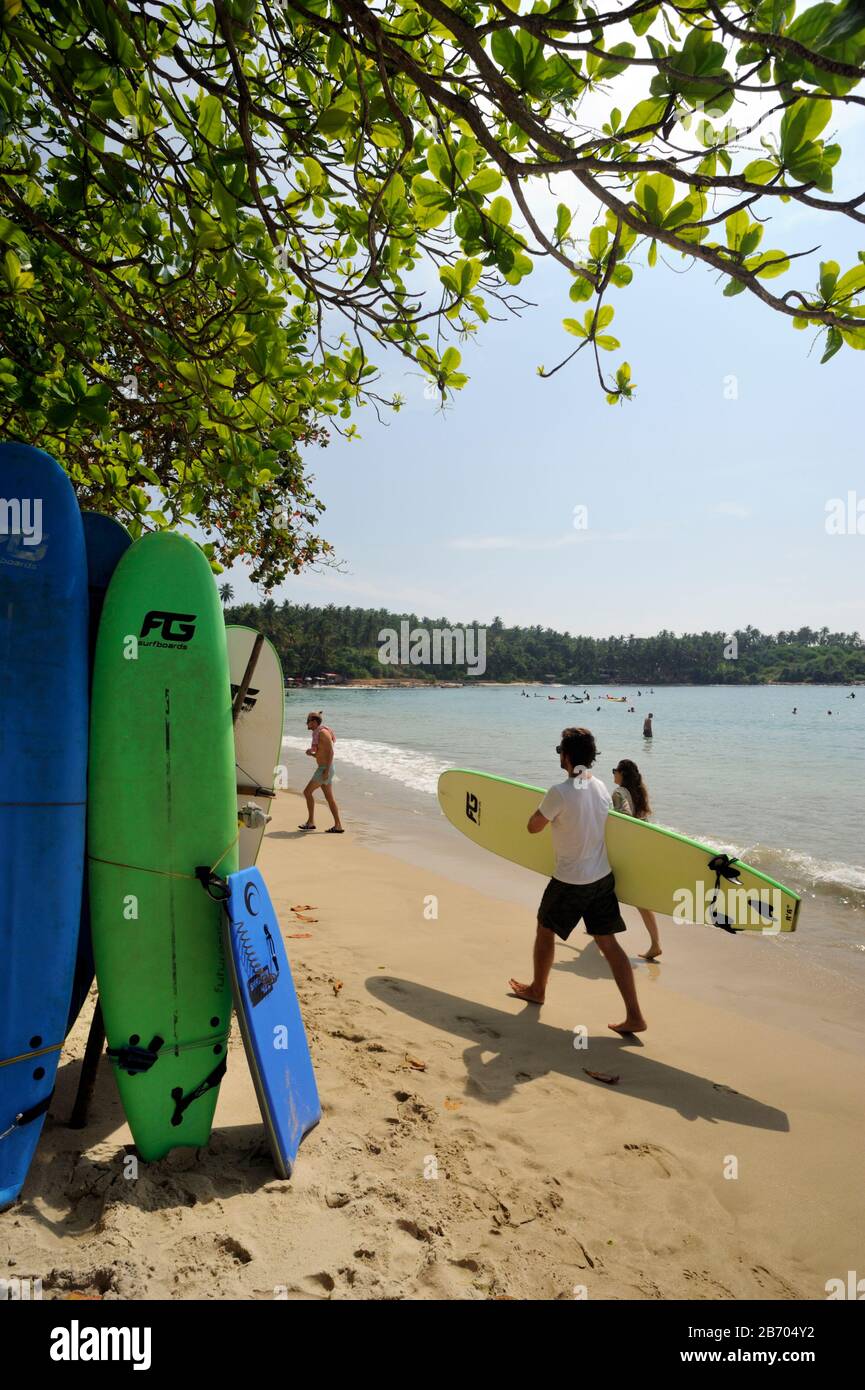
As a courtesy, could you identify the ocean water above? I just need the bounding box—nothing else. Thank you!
[282,683,865,967]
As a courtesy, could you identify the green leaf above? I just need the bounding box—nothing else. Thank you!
[412,176,453,229]
[747,250,790,279]
[487,196,513,227]
[370,123,404,150]
[820,327,843,363]
[779,98,831,160]
[819,260,840,300]
[635,174,675,226]
[303,156,326,189]
[589,227,609,260]
[318,104,352,135]
[587,42,636,79]
[112,86,134,119]
[630,6,659,36]
[467,167,502,196]
[743,158,778,186]
[569,276,595,303]
[835,265,865,301]
[2,248,33,292]
[623,97,667,139]
[725,211,762,256]
[198,94,223,145]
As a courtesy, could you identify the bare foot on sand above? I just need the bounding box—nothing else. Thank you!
[609,1017,647,1035]
[508,979,545,1004]
[639,949,662,960]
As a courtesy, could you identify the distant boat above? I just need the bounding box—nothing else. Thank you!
[605,695,627,702]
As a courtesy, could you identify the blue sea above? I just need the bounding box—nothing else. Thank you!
[282,683,865,970]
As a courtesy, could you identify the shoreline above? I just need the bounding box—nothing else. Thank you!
[308,679,865,690]
[5,788,862,1300]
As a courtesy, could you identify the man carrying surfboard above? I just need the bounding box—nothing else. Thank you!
[508,727,647,1035]
[299,712,344,833]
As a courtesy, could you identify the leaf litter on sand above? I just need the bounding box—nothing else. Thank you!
[583,1069,620,1084]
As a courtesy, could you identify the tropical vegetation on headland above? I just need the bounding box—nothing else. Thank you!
[224,602,865,683]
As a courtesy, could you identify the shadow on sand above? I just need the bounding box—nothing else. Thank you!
[366,974,789,1132]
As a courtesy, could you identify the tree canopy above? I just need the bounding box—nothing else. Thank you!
[1,0,864,581]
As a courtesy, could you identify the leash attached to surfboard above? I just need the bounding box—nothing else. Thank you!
[705,855,743,934]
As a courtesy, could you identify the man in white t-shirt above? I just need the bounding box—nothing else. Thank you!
[508,727,647,1034]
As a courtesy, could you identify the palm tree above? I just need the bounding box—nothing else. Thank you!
[219,583,234,606]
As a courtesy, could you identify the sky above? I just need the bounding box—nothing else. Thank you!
[222,116,865,640]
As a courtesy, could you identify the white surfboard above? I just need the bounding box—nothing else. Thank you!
[227,626,285,868]
[438,769,800,933]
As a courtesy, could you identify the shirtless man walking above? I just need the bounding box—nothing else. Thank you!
[299,712,344,833]
[508,726,646,1035]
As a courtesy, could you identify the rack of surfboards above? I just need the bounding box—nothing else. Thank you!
[0,442,319,1208]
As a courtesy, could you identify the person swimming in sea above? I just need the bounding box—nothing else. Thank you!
[612,760,661,960]
[643,712,654,738]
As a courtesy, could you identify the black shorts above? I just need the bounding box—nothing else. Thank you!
[537,873,625,941]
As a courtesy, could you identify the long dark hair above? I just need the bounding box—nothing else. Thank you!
[617,759,651,820]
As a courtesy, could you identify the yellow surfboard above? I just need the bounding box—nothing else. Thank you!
[438,770,800,933]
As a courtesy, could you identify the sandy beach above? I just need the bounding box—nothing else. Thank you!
[4,785,863,1301]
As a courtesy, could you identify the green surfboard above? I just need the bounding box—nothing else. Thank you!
[89,533,237,1160]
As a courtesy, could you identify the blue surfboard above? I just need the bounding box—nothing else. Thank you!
[66,513,132,1031]
[0,442,88,1207]
[223,868,321,1177]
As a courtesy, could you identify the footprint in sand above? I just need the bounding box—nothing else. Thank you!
[396,1217,436,1243]
[683,1268,735,1298]
[456,1015,501,1040]
[750,1264,799,1297]
[329,1029,366,1044]
[622,1142,676,1177]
